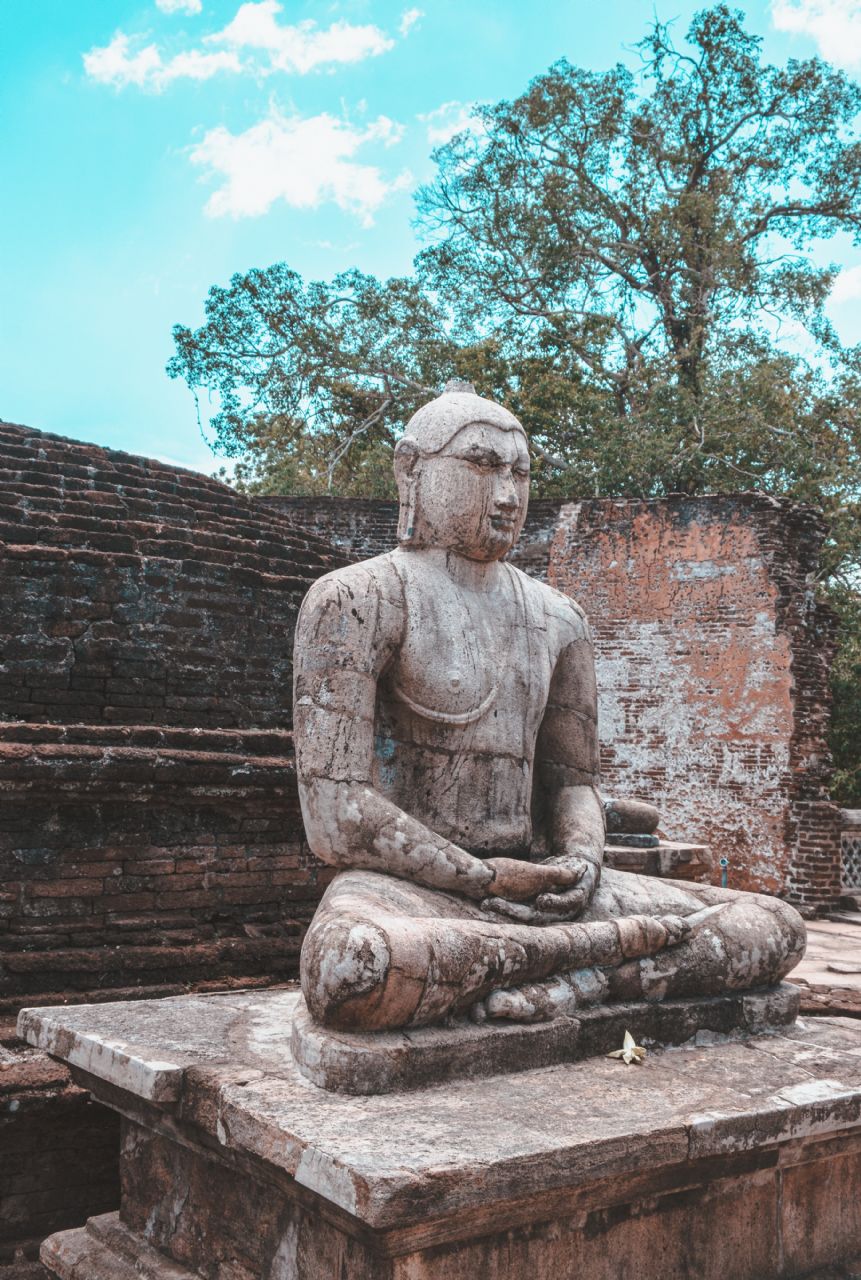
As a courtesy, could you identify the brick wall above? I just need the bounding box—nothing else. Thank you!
[0,422,340,730]
[0,423,342,1000]
[546,497,840,907]
[264,493,841,908]
[0,724,334,1001]
[0,431,841,1002]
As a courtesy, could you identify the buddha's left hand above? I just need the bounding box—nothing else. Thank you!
[482,857,599,923]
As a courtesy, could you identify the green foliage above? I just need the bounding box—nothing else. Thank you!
[170,267,448,496]
[829,587,861,807]
[169,6,861,788]
[412,4,861,577]
[169,6,861,564]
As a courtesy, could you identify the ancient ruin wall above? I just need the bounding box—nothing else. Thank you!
[0,423,340,730]
[0,437,841,1004]
[0,422,342,1000]
[546,497,840,906]
[264,494,841,907]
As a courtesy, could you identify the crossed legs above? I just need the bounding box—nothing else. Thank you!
[300,867,806,1031]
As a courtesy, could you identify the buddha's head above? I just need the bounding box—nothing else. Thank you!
[394,380,530,562]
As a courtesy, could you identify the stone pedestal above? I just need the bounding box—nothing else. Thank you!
[290,985,799,1094]
[19,991,861,1280]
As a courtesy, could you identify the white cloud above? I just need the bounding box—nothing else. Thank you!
[83,32,240,89]
[84,1,397,92]
[83,34,162,88]
[399,8,424,36]
[771,0,861,68]
[156,0,203,14]
[418,100,477,146]
[830,264,861,303]
[161,48,242,82]
[208,0,393,74]
[190,107,410,223]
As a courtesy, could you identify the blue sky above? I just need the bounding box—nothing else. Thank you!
[2,0,861,474]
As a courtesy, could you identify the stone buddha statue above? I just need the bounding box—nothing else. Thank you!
[293,381,805,1032]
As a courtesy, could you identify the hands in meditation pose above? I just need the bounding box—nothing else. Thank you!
[294,381,805,1032]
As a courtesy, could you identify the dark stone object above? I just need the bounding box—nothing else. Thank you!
[604,833,660,848]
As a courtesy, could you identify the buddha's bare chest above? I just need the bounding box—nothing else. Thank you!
[380,566,552,747]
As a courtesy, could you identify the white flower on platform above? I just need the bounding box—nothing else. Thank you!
[607,1030,647,1065]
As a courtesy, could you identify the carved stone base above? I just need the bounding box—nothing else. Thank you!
[19,992,861,1280]
[291,984,800,1093]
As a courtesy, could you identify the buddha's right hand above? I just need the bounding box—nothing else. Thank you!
[483,858,584,903]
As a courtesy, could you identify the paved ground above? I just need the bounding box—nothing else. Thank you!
[790,908,861,1017]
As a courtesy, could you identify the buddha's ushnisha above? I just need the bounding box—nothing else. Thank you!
[293,381,804,1030]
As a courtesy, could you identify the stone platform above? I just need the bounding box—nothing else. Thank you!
[19,990,861,1280]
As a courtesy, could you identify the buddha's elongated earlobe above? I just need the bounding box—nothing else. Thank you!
[394,439,421,546]
[397,474,418,544]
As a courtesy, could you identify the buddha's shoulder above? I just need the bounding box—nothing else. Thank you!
[507,563,591,644]
[299,552,406,621]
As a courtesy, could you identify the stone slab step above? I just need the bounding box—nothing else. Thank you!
[41,1214,193,1280]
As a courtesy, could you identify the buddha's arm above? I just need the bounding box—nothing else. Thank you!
[532,625,605,913]
[294,567,577,903]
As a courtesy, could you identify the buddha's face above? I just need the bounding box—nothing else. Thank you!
[400,422,530,562]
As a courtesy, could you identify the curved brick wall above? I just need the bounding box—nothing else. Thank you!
[0,420,340,729]
[0,422,344,1002]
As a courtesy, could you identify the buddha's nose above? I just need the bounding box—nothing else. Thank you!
[495,474,519,512]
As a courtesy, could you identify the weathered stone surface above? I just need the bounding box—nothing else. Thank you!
[604,796,661,834]
[604,832,660,848]
[789,913,861,1019]
[42,1214,193,1280]
[292,382,806,1038]
[23,993,861,1279]
[17,991,861,1228]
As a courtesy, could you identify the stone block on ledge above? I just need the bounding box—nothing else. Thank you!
[290,986,799,1094]
[604,839,710,880]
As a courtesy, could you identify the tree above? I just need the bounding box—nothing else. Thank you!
[169,6,861,563]
[413,4,861,559]
[830,588,861,807]
[419,7,861,430]
[168,6,861,801]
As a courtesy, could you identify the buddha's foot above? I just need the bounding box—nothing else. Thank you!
[471,909,719,1024]
[472,966,609,1024]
